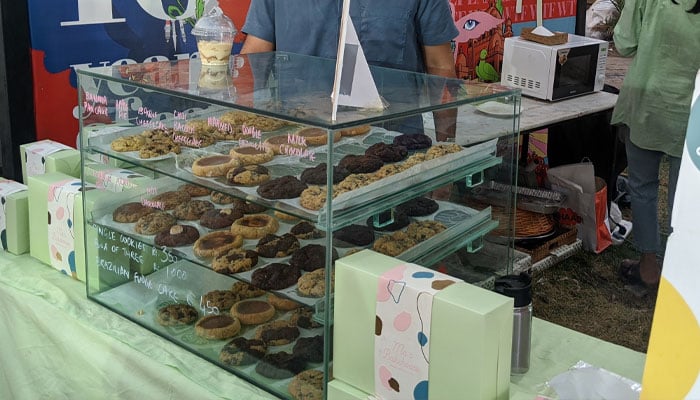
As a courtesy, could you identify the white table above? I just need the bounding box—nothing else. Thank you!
[453,90,619,146]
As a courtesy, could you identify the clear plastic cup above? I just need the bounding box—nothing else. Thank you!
[192,7,237,66]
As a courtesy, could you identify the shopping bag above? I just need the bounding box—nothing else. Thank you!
[547,161,613,253]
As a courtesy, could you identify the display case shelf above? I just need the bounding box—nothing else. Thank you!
[77,52,520,399]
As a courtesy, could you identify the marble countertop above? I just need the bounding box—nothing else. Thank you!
[453,90,618,145]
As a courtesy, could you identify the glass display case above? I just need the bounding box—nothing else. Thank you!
[77,52,520,399]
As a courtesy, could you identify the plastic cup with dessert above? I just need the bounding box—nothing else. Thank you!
[192,7,237,66]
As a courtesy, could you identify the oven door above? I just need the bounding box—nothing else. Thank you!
[551,44,600,100]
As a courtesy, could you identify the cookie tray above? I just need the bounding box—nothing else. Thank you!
[91,260,325,399]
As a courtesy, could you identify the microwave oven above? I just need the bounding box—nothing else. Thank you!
[501,34,608,101]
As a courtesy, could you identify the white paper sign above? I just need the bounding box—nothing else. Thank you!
[331,0,384,121]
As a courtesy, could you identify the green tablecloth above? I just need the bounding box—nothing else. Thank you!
[0,253,645,399]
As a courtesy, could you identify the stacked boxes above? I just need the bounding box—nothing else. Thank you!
[0,179,30,255]
[20,139,81,183]
[332,250,513,400]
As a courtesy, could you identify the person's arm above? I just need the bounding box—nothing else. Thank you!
[613,0,644,57]
[423,43,457,142]
[240,34,275,54]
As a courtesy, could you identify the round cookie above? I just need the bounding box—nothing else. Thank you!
[372,231,417,257]
[156,303,198,326]
[255,233,300,258]
[231,299,276,325]
[210,191,237,205]
[194,314,241,340]
[149,190,190,210]
[264,134,306,155]
[425,143,463,160]
[406,220,447,242]
[337,154,383,174]
[288,307,321,329]
[193,231,244,258]
[199,208,244,229]
[292,336,325,363]
[299,163,350,185]
[290,221,325,240]
[110,134,146,152]
[154,224,200,247]
[268,293,302,311]
[289,369,324,400]
[396,197,439,216]
[290,244,338,272]
[255,351,307,379]
[333,224,375,247]
[254,320,301,346]
[138,138,181,159]
[200,289,238,311]
[112,202,156,223]
[392,133,432,150]
[226,164,271,186]
[365,142,409,163]
[229,145,275,165]
[219,337,267,366]
[299,185,328,211]
[251,262,301,290]
[257,175,308,199]
[339,124,371,137]
[177,183,212,197]
[295,127,341,146]
[192,154,241,177]
[231,281,266,299]
[212,249,259,274]
[134,211,177,235]
[172,199,215,220]
[231,198,268,214]
[273,210,299,222]
[366,209,410,232]
[230,213,280,239]
[172,131,217,148]
[297,268,333,298]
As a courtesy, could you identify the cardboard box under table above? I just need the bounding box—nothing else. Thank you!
[333,250,513,400]
[0,179,30,255]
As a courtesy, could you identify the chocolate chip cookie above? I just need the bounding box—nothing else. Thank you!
[251,262,301,290]
[112,202,156,223]
[392,133,432,150]
[299,163,349,185]
[172,199,215,220]
[255,233,300,258]
[289,244,338,272]
[134,211,177,235]
[212,248,259,274]
[297,268,333,298]
[219,337,267,366]
[156,303,199,326]
[337,154,383,174]
[396,197,439,216]
[226,164,271,186]
[288,369,324,400]
[333,224,375,247]
[364,142,408,162]
[199,207,244,229]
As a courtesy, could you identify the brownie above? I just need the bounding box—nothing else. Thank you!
[255,352,307,379]
[366,210,411,232]
[392,133,432,150]
[255,233,301,258]
[289,244,338,272]
[199,207,243,229]
[364,142,408,162]
[251,262,301,290]
[292,335,325,363]
[154,224,200,247]
[337,154,383,174]
[219,337,267,366]
[397,197,440,216]
[300,163,350,185]
[257,175,308,199]
[333,224,375,247]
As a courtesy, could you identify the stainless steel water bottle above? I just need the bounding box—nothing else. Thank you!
[495,273,533,374]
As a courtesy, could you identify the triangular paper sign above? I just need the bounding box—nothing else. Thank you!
[331,0,384,120]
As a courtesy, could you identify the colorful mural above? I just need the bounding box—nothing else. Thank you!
[27,0,250,147]
[449,0,577,81]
